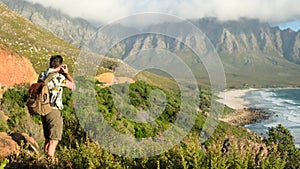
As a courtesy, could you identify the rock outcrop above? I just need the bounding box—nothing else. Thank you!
[96,72,135,87]
[0,132,19,158]
[0,132,39,158]
[0,49,37,86]
[220,108,272,126]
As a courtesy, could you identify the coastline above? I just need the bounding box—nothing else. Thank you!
[217,88,256,110]
[220,108,272,126]
[217,87,300,110]
[217,88,271,126]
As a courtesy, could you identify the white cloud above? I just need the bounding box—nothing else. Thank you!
[24,0,132,23]
[24,0,300,25]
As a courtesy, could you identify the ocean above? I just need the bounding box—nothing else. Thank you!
[242,89,300,148]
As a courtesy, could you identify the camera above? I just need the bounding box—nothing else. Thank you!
[59,64,67,74]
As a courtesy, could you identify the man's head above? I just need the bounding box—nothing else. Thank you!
[49,55,63,68]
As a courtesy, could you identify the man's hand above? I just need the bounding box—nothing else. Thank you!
[60,64,75,90]
[60,64,68,74]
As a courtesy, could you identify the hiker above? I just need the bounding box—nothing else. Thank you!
[38,55,75,158]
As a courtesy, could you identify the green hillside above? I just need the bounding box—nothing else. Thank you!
[1,81,300,168]
[0,3,78,73]
[220,52,300,88]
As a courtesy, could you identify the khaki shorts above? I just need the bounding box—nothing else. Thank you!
[42,108,63,140]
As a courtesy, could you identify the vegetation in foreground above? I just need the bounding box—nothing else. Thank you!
[0,81,300,169]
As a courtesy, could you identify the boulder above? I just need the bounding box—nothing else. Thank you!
[10,132,39,153]
[0,132,39,158]
[0,132,19,158]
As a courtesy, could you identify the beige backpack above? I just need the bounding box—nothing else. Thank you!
[26,73,58,116]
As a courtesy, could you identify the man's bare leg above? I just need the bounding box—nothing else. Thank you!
[44,139,49,153]
[46,140,59,157]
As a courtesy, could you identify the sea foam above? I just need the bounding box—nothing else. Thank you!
[243,89,300,148]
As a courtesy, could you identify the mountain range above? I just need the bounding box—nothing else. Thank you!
[1,0,300,87]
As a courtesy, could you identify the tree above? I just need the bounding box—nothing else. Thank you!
[265,124,300,168]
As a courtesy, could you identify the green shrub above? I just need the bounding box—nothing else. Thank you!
[57,142,123,169]
[264,124,300,168]
[0,158,9,169]
[1,87,28,131]
[0,119,8,132]
[2,81,300,168]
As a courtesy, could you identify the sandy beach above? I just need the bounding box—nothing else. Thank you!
[217,88,257,110]
[217,88,273,125]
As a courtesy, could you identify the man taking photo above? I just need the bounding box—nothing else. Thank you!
[38,55,75,159]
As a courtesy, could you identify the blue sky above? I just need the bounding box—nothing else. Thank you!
[24,0,300,31]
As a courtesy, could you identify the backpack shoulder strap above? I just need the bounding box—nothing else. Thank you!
[44,72,59,84]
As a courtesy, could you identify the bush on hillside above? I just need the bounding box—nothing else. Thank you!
[1,82,299,168]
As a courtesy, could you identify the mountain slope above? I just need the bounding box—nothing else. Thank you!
[3,0,300,87]
[0,2,79,74]
[105,21,300,87]
[3,0,299,65]
[0,0,97,47]
[0,3,178,90]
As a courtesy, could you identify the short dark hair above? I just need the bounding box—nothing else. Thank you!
[49,55,63,68]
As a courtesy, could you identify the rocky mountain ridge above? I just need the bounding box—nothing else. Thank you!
[2,0,300,87]
[2,0,300,65]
